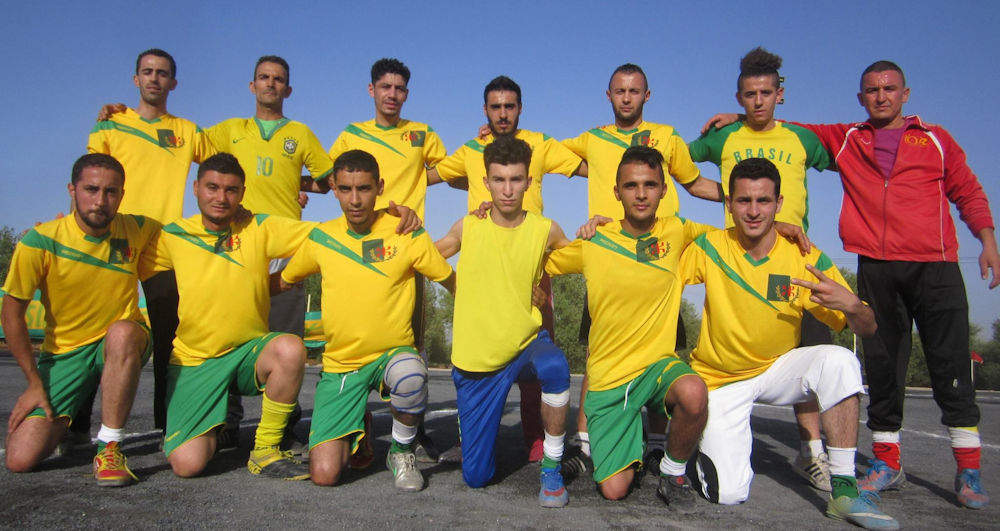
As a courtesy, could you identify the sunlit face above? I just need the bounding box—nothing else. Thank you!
[133,54,176,106]
[484,162,530,217]
[69,166,124,234]
[484,90,521,136]
[857,70,909,126]
[614,162,664,231]
[727,177,783,243]
[251,61,291,107]
[737,75,783,130]
[333,169,383,234]
[194,170,245,228]
[607,72,649,126]
[368,73,409,120]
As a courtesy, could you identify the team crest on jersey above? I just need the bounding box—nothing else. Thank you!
[213,233,241,254]
[108,239,134,264]
[157,129,184,148]
[362,239,397,263]
[401,131,426,147]
[283,137,298,155]
[636,237,668,262]
[767,274,796,302]
[629,130,658,148]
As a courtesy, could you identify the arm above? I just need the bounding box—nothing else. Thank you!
[301,174,331,194]
[2,295,54,430]
[700,113,743,135]
[682,176,724,202]
[547,221,572,250]
[437,271,457,296]
[775,222,812,254]
[976,227,1000,289]
[385,201,423,235]
[435,218,464,259]
[96,103,128,121]
[574,160,588,178]
[791,264,877,337]
[576,215,613,240]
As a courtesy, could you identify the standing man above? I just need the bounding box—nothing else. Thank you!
[87,48,216,438]
[3,154,157,486]
[432,75,583,462]
[281,150,455,492]
[680,158,898,530]
[435,136,573,507]
[545,146,709,507]
[689,47,834,491]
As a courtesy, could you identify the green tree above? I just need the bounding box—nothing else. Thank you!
[677,298,701,362]
[551,274,586,373]
[423,279,454,367]
[0,226,20,285]
[303,273,322,312]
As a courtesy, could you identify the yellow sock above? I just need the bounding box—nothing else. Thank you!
[254,394,294,450]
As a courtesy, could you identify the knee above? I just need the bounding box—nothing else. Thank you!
[5,451,39,474]
[104,320,147,362]
[168,454,207,478]
[535,353,570,392]
[309,459,342,487]
[598,472,633,501]
[272,335,307,366]
[463,471,490,489]
[386,353,428,414]
[671,376,708,419]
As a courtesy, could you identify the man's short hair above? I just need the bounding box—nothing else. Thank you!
[197,153,246,183]
[729,158,781,197]
[483,135,532,171]
[616,146,664,184]
[860,60,905,89]
[738,47,781,91]
[608,63,648,90]
[484,75,522,105]
[255,55,290,82]
[71,153,125,185]
[136,48,176,79]
[371,58,410,84]
[333,150,380,182]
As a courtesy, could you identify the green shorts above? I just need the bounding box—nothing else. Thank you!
[308,347,415,452]
[163,332,284,456]
[29,322,152,421]
[584,356,697,483]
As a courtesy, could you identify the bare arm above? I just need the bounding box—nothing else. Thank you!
[791,264,877,337]
[976,227,1000,289]
[435,218,465,259]
[573,160,588,178]
[2,295,54,431]
[682,175,724,202]
[547,221,572,250]
[437,271,457,296]
[301,175,330,194]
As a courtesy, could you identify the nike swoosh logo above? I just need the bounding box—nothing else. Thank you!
[233,138,245,144]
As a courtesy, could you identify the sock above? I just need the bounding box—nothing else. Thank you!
[96,424,123,452]
[390,420,418,453]
[577,431,591,457]
[871,430,901,470]
[800,438,825,458]
[659,451,687,477]
[828,446,859,498]
[541,430,564,470]
[647,432,666,453]
[949,426,981,471]
[254,394,295,450]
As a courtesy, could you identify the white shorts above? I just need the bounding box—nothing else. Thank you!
[694,345,863,505]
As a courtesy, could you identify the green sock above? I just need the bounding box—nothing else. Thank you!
[831,474,859,499]
[541,456,559,470]
[96,440,107,452]
[390,439,413,454]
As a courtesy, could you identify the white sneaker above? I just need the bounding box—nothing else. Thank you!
[794,452,832,491]
[386,452,424,492]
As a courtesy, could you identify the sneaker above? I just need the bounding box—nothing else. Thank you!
[386,451,425,492]
[528,438,544,463]
[561,445,592,478]
[349,410,375,470]
[217,426,239,451]
[539,466,569,508]
[414,429,440,464]
[859,459,906,492]
[93,441,138,487]
[793,452,832,492]
[247,446,310,480]
[56,430,92,456]
[657,474,698,510]
[644,447,665,477]
[826,490,900,530]
[955,468,989,509]
[439,444,463,464]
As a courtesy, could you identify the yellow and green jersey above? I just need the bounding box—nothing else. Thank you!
[452,212,551,372]
[546,217,712,391]
[3,214,160,354]
[679,229,850,390]
[146,214,314,366]
[562,121,700,219]
[436,129,581,213]
[328,119,446,218]
[206,118,333,220]
[87,108,216,223]
[688,121,829,231]
[281,213,452,372]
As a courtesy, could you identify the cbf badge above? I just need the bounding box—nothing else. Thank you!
[283,138,298,155]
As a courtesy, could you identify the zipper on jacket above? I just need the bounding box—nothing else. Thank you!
[881,178,888,259]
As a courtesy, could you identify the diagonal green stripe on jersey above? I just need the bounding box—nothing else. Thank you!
[587,128,630,149]
[590,232,669,272]
[695,236,776,310]
[91,121,177,156]
[163,224,242,266]
[309,228,387,277]
[19,230,132,274]
[344,124,406,158]
[464,139,486,153]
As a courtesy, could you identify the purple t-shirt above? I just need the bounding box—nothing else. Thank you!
[873,117,914,178]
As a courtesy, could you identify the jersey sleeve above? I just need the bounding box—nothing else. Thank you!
[679,234,709,285]
[802,251,849,332]
[87,122,111,154]
[191,124,218,164]
[540,135,583,177]
[301,128,335,182]
[281,232,319,284]
[327,129,350,162]
[261,215,316,258]
[1,231,47,300]
[409,228,453,282]
[435,144,469,182]
[138,226,173,280]
[784,123,831,172]
[544,238,584,276]
[681,218,717,246]
[665,132,701,185]
[203,121,227,149]
[560,132,589,160]
[423,129,446,169]
[687,125,729,165]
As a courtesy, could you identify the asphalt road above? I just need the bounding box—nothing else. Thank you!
[0,351,996,530]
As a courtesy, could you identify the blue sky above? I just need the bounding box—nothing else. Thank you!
[1,1,997,331]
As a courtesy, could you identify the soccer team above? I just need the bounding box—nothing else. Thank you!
[2,47,996,530]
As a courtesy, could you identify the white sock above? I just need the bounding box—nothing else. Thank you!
[948,427,981,448]
[659,452,687,477]
[872,430,900,444]
[827,446,857,477]
[800,438,825,458]
[97,424,123,445]
[543,430,565,462]
[577,431,591,457]
[391,420,417,446]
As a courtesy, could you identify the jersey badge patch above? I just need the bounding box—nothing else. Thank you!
[767,274,794,302]
[157,129,184,148]
[401,131,426,147]
[637,237,668,262]
[630,130,658,149]
[362,239,397,263]
[213,233,241,254]
[108,239,134,264]
[283,137,298,155]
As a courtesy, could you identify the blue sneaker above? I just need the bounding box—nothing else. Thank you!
[859,459,906,492]
[826,490,899,530]
[955,468,988,509]
[539,466,569,508]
